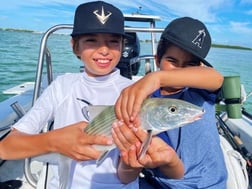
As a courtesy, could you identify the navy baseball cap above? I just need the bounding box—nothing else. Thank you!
[71,1,125,37]
[161,17,212,67]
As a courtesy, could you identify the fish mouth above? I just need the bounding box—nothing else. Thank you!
[193,114,203,121]
[188,109,205,122]
[191,109,205,121]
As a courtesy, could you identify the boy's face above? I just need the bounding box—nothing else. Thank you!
[157,44,201,94]
[157,45,200,70]
[74,33,123,77]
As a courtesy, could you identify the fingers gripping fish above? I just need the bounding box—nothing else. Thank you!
[58,98,204,188]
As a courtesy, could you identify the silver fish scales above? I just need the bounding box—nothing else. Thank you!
[58,98,204,189]
[84,98,204,153]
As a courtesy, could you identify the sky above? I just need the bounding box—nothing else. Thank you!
[1,0,252,48]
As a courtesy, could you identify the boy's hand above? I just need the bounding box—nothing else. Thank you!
[115,72,160,124]
[112,120,176,168]
[51,121,113,161]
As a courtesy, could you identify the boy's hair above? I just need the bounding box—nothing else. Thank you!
[156,38,170,64]
[72,35,82,59]
[160,17,212,67]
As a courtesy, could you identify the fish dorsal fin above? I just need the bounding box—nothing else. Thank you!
[88,105,108,121]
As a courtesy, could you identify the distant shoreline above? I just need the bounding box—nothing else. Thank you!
[0,28,34,33]
[211,44,252,51]
[1,28,251,51]
[140,39,252,51]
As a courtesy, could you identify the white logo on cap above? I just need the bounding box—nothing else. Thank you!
[93,6,112,24]
[192,29,206,48]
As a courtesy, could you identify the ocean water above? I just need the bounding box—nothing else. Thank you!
[0,30,252,112]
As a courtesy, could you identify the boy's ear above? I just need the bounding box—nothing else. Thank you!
[71,38,81,59]
[154,55,160,68]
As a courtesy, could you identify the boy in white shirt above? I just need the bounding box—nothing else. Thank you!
[0,1,184,188]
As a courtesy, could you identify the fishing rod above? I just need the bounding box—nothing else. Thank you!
[216,114,252,174]
[242,108,252,120]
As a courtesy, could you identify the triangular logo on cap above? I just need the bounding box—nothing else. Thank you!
[192,29,206,48]
[93,6,112,24]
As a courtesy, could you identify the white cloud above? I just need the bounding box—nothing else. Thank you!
[1,0,252,47]
[230,21,252,33]
[0,16,8,21]
[88,0,227,21]
[247,9,252,15]
[240,0,252,4]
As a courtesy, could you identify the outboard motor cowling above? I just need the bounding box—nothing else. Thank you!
[117,32,140,79]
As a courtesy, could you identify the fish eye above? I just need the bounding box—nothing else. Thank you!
[168,105,177,113]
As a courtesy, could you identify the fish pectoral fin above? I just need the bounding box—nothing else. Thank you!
[96,150,110,167]
[138,130,153,159]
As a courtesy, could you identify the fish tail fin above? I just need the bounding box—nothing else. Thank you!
[58,155,72,189]
[138,130,153,159]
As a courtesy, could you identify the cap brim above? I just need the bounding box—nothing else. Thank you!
[200,58,213,67]
[71,31,131,38]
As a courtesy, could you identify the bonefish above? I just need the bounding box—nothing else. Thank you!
[84,98,204,162]
[40,98,204,189]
